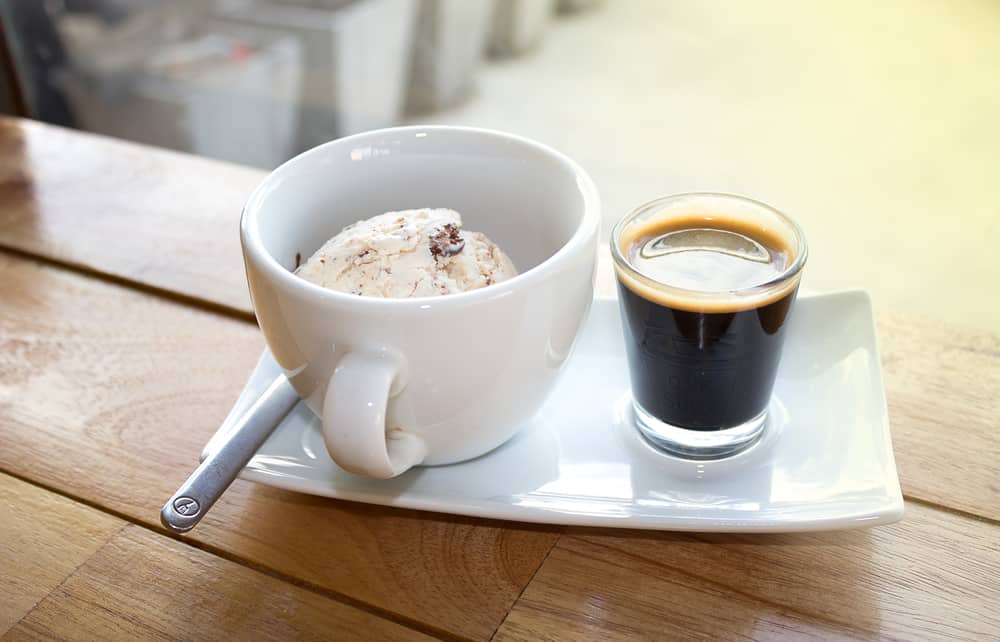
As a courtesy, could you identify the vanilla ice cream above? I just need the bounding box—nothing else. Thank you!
[296,208,518,297]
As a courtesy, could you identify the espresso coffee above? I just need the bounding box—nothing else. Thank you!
[616,213,799,431]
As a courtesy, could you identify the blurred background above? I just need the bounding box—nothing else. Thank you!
[1,0,997,330]
[0,0,577,167]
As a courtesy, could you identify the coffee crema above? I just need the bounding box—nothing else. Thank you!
[616,213,799,313]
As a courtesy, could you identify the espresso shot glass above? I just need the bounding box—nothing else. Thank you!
[611,193,808,459]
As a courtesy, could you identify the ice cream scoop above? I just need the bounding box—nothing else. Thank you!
[296,208,517,297]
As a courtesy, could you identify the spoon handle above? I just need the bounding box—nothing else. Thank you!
[160,374,299,533]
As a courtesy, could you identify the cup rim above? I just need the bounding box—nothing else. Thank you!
[241,125,601,308]
[610,192,808,308]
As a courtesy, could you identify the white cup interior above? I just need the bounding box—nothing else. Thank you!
[246,127,592,275]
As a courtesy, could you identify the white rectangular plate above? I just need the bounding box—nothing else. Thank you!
[204,292,903,532]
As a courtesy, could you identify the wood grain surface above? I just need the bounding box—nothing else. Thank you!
[2,118,999,641]
[0,252,559,640]
[877,312,1000,520]
[495,538,869,641]
[0,473,123,634]
[497,501,1000,640]
[0,117,259,315]
[5,525,433,642]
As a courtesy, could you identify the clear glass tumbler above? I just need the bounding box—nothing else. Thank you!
[611,193,808,459]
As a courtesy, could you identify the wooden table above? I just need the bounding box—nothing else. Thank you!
[0,117,997,641]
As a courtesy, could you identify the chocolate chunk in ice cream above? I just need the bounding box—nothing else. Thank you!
[429,223,466,258]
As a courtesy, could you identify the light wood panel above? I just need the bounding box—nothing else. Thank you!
[876,311,1000,520]
[497,501,1000,641]
[0,473,123,634]
[0,252,559,640]
[0,117,259,314]
[495,538,868,641]
[5,525,433,642]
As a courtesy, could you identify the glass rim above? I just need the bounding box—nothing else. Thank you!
[610,192,809,303]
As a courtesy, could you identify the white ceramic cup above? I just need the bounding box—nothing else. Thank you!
[241,126,600,478]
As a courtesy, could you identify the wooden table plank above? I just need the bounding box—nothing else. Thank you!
[0,252,559,641]
[5,525,433,642]
[0,474,423,640]
[0,117,258,315]
[877,312,1000,519]
[496,502,1000,641]
[495,540,867,641]
[0,117,996,522]
[0,473,124,634]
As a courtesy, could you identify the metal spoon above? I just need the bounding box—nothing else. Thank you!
[160,374,299,534]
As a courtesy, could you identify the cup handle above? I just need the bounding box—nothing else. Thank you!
[322,349,427,479]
